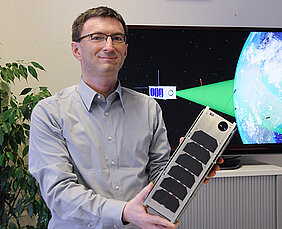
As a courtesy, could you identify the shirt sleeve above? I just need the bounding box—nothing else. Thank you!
[28,99,126,227]
[147,100,171,182]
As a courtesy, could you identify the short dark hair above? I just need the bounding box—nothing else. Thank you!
[72,6,128,42]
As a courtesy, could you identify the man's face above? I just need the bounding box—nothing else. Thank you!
[72,17,128,78]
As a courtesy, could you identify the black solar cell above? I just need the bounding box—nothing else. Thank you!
[176,153,203,176]
[168,165,195,189]
[152,189,180,213]
[191,130,218,152]
[160,177,187,200]
[183,142,210,164]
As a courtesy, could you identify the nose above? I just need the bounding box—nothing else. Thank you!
[103,37,115,51]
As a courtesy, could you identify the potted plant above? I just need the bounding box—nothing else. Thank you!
[0,60,51,228]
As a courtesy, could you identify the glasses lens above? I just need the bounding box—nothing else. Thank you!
[90,34,106,43]
[112,34,126,43]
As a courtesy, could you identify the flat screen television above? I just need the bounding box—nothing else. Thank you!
[119,25,282,168]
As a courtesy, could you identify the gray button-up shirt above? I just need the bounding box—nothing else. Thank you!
[29,79,170,228]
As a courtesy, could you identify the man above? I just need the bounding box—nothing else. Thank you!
[29,6,222,229]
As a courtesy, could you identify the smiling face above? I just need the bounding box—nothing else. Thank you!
[71,17,128,83]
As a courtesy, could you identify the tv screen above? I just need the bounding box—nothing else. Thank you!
[119,26,282,156]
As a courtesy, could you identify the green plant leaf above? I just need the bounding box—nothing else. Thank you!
[12,62,18,68]
[12,65,21,79]
[6,68,15,82]
[25,129,30,137]
[0,80,10,93]
[42,89,52,98]
[1,212,9,225]
[0,109,13,122]
[28,65,38,80]
[15,198,23,215]
[19,64,28,80]
[9,110,16,124]
[32,96,40,108]
[6,151,14,161]
[23,145,29,157]
[15,166,23,178]
[20,87,32,95]
[0,129,4,146]
[1,122,12,134]
[22,123,30,130]
[1,68,9,82]
[9,136,18,152]
[0,154,4,166]
[23,94,32,104]
[27,204,34,218]
[20,105,30,120]
[10,100,17,108]
[6,163,14,175]
[14,125,24,144]
[8,223,17,229]
[31,61,45,71]
[13,178,19,191]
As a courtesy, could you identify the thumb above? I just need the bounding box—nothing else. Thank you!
[135,182,154,202]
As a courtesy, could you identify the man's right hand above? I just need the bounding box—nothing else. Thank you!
[122,182,179,229]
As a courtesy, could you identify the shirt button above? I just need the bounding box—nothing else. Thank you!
[108,136,112,141]
[105,112,109,117]
[97,95,102,99]
[111,161,115,165]
[115,185,119,190]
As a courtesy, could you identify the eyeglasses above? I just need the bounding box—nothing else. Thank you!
[76,32,127,44]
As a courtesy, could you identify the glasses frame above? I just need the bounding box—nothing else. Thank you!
[76,32,127,44]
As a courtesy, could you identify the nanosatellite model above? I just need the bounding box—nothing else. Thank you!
[144,106,237,223]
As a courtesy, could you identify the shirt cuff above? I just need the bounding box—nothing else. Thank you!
[101,199,127,227]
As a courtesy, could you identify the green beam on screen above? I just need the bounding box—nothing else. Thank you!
[176,79,235,117]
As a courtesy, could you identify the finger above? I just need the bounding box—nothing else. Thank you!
[146,214,175,228]
[207,164,220,177]
[207,168,217,178]
[203,178,210,184]
[179,137,184,143]
[217,157,224,164]
[175,221,180,227]
[135,182,154,202]
[213,164,221,172]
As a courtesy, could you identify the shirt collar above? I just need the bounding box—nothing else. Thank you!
[78,78,125,111]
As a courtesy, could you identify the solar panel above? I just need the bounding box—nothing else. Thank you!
[144,106,236,223]
[183,142,210,164]
[152,189,179,213]
[191,130,218,153]
[168,165,195,188]
[176,153,202,176]
[160,177,187,200]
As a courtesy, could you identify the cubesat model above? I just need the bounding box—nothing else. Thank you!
[144,106,237,223]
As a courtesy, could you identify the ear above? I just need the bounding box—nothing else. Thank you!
[71,42,82,61]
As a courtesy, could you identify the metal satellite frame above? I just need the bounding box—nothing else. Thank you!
[144,106,237,223]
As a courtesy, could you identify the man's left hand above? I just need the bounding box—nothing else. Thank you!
[203,157,224,184]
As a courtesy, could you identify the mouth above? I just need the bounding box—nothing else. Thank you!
[99,56,117,60]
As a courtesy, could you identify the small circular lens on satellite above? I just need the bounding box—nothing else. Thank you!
[218,121,228,131]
